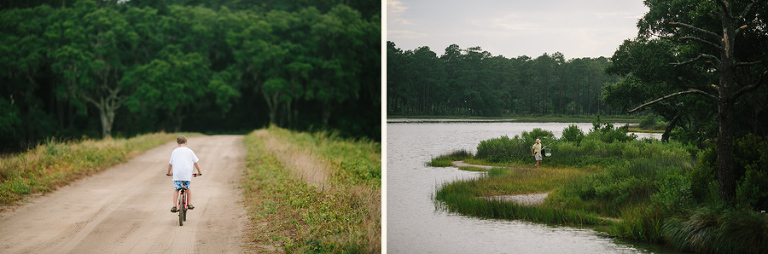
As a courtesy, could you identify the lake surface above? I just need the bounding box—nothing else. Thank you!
[386,121,679,254]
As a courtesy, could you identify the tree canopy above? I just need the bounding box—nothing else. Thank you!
[0,0,381,152]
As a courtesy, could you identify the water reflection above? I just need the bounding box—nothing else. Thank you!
[386,122,679,254]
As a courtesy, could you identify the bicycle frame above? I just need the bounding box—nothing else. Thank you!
[168,173,198,226]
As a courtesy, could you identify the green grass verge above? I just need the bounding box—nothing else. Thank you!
[241,126,381,253]
[0,132,178,204]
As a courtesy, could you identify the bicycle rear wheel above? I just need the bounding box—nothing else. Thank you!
[178,190,185,226]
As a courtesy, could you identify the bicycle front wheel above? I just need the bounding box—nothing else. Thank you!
[178,191,185,226]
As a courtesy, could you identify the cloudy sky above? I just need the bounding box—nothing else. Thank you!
[387,0,649,59]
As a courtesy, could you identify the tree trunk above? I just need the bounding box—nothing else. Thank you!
[661,114,681,142]
[716,7,737,201]
[97,104,114,138]
[716,97,736,201]
[262,90,279,125]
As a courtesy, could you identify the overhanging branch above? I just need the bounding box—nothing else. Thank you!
[669,22,722,40]
[733,70,768,100]
[679,36,723,50]
[671,54,722,70]
[736,60,762,67]
[628,89,718,113]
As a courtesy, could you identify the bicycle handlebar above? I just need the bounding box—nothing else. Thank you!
[165,173,202,177]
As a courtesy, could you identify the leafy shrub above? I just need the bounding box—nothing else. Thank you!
[475,136,527,163]
[588,114,637,143]
[561,124,585,144]
[521,128,555,144]
[693,134,768,209]
[652,166,692,215]
[736,169,768,210]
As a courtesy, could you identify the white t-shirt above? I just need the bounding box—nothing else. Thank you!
[169,147,199,181]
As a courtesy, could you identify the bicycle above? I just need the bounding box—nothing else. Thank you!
[166,173,200,226]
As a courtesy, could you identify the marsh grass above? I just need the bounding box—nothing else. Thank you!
[0,133,177,205]
[241,126,380,253]
[427,149,472,167]
[458,166,487,172]
[661,207,768,254]
[434,165,606,226]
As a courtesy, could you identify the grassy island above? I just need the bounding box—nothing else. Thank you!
[430,120,768,254]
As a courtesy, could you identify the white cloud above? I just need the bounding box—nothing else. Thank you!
[388,30,425,39]
[388,0,411,25]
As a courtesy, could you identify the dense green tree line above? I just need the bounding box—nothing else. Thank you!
[0,0,381,152]
[387,42,622,116]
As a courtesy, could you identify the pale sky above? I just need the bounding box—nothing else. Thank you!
[387,0,649,59]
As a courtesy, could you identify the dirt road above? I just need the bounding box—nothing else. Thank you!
[0,135,251,253]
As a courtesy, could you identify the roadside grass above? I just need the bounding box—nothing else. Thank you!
[241,126,381,253]
[0,132,178,205]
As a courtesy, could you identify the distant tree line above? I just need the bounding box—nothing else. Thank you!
[0,0,381,152]
[387,41,622,116]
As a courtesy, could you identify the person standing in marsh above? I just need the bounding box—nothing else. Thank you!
[531,138,542,168]
[166,135,202,213]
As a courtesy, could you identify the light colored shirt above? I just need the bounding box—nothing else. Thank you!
[532,143,542,154]
[169,147,199,181]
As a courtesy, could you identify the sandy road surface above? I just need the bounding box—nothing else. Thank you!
[0,135,251,254]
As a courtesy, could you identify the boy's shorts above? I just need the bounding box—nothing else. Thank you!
[174,180,191,190]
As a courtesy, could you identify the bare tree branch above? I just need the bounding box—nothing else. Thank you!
[679,36,723,50]
[628,89,718,113]
[733,70,768,100]
[671,54,722,70]
[669,22,722,40]
[736,60,762,67]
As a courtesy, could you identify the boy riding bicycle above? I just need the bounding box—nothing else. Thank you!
[166,135,202,213]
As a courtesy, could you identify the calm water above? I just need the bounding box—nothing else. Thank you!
[386,121,679,254]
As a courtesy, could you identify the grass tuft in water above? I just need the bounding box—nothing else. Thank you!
[427,149,473,167]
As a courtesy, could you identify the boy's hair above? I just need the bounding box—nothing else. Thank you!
[177,135,187,144]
